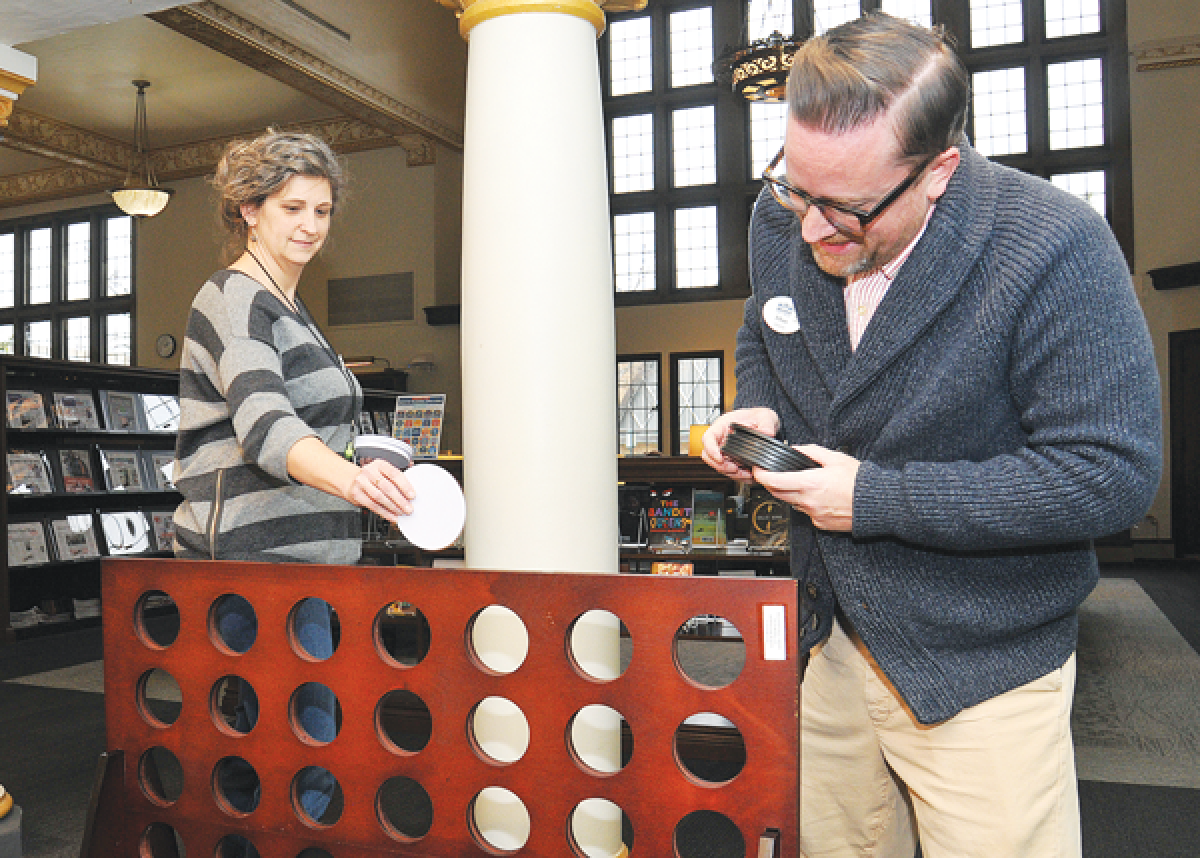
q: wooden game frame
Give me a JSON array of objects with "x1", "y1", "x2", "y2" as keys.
[{"x1": 86, "y1": 558, "x2": 801, "y2": 857}]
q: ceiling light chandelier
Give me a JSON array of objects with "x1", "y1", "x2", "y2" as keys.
[
  {"x1": 111, "y1": 80, "x2": 173, "y2": 218},
  {"x1": 714, "y1": 0, "x2": 804, "y2": 102}
]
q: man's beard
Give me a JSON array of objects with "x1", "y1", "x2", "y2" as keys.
[{"x1": 810, "y1": 239, "x2": 878, "y2": 279}]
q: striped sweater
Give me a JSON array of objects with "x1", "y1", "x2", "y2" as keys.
[
  {"x1": 173, "y1": 269, "x2": 363, "y2": 564},
  {"x1": 737, "y1": 144, "x2": 1162, "y2": 723}
]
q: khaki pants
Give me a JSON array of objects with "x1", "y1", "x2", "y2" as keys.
[{"x1": 801, "y1": 617, "x2": 1081, "y2": 858}]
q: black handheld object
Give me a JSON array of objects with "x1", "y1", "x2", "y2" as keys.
[{"x1": 721, "y1": 424, "x2": 819, "y2": 472}]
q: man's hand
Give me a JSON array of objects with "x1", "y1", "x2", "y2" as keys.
[
  {"x1": 701, "y1": 408, "x2": 781, "y2": 483},
  {"x1": 753, "y1": 445, "x2": 860, "y2": 532}
]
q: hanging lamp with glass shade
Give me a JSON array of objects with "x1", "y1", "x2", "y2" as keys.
[{"x1": 111, "y1": 80, "x2": 173, "y2": 217}]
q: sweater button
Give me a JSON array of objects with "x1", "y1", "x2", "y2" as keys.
[
  {"x1": 806, "y1": 583, "x2": 819, "y2": 600},
  {"x1": 860, "y1": 600, "x2": 871, "y2": 612}
]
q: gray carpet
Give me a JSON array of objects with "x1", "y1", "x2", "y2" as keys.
[{"x1": 1073, "y1": 578, "x2": 1200, "y2": 789}]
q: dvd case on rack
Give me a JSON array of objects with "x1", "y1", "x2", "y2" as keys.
[
  {"x1": 58, "y1": 448, "x2": 98, "y2": 493},
  {"x1": 144, "y1": 451, "x2": 176, "y2": 490},
  {"x1": 7, "y1": 450, "x2": 54, "y2": 494},
  {"x1": 99, "y1": 390, "x2": 143, "y2": 431},
  {"x1": 149, "y1": 510, "x2": 176, "y2": 551},
  {"x1": 140, "y1": 393, "x2": 180, "y2": 432},
  {"x1": 6, "y1": 390, "x2": 49, "y2": 429},
  {"x1": 8, "y1": 519, "x2": 51, "y2": 566},
  {"x1": 100, "y1": 449, "x2": 146, "y2": 491},
  {"x1": 100, "y1": 511, "x2": 152, "y2": 555},
  {"x1": 51, "y1": 391, "x2": 101, "y2": 430},
  {"x1": 49, "y1": 514, "x2": 101, "y2": 561}
]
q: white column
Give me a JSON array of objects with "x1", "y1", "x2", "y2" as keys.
[{"x1": 453, "y1": 0, "x2": 624, "y2": 854}]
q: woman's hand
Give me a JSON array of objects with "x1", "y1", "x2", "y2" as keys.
[{"x1": 347, "y1": 458, "x2": 416, "y2": 521}]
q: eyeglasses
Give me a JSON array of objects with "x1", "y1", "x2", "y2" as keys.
[{"x1": 762, "y1": 146, "x2": 936, "y2": 238}]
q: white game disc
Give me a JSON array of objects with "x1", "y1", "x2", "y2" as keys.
[{"x1": 396, "y1": 463, "x2": 466, "y2": 551}]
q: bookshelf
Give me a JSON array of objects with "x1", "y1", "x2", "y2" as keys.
[
  {"x1": 617, "y1": 456, "x2": 792, "y2": 577},
  {"x1": 2, "y1": 356, "x2": 182, "y2": 642}
]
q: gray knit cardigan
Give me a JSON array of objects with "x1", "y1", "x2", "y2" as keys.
[
  {"x1": 736, "y1": 144, "x2": 1162, "y2": 724},
  {"x1": 173, "y1": 269, "x2": 362, "y2": 564}
]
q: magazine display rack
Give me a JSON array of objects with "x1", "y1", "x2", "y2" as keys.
[
  {"x1": 1, "y1": 356, "x2": 182, "y2": 642},
  {"x1": 86, "y1": 558, "x2": 801, "y2": 858}
]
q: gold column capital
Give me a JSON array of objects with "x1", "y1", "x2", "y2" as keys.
[
  {"x1": 0, "y1": 68, "x2": 35, "y2": 129},
  {"x1": 437, "y1": 0, "x2": 646, "y2": 39}
]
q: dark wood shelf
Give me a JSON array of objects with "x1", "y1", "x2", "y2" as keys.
[{"x1": 618, "y1": 455, "x2": 735, "y2": 487}]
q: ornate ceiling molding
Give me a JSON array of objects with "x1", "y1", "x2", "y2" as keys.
[
  {"x1": 148, "y1": 2, "x2": 461, "y2": 153},
  {"x1": 0, "y1": 115, "x2": 420, "y2": 209},
  {"x1": 2, "y1": 109, "x2": 130, "y2": 176}
]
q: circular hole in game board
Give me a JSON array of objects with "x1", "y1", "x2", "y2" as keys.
[
  {"x1": 568, "y1": 798, "x2": 634, "y2": 858},
  {"x1": 467, "y1": 605, "x2": 528, "y2": 675},
  {"x1": 210, "y1": 676, "x2": 259, "y2": 736},
  {"x1": 138, "y1": 746, "x2": 183, "y2": 806},
  {"x1": 375, "y1": 600, "x2": 432, "y2": 667},
  {"x1": 215, "y1": 834, "x2": 260, "y2": 858},
  {"x1": 469, "y1": 787, "x2": 530, "y2": 854},
  {"x1": 376, "y1": 775, "x2": 434, "y2": 841},
  {"x1": 376, "y1": 689, "x2": 432, "y2": 754},
  {"x1": 289, "y1": 682, "x2": 342, "y2": 745},
  {"x1": 675, "y1": 809, "x2": 745, "y2": 858},
  {"x1": 674, "y1": 713, "x2": 747, "y2": 785},
  {"x1": 292, "y1": 766, "x2": 344, "y2": 827},
  {"x1": 139, "y1": 822, "x2": 186, "y2": 858},
  {"x1": 137, "y1": 668, "x2": 182, "y2": 728},
  {"x1": 468, "y1": 697, "x2": 530, "y2": 765},
  {"x1": 673, "y1": 614, "x2": 745, "y2": 689},
  {"x1": 209, "y1": 594, "x2": 257, "y2": 655},
  {"x1": 135, "y1": 590, "x2": 179, "y2": 649},
  {"x1": 212, "y1": 756, "x2": 261, "y2": 816},
  {"x1": 568, "y1": 704, "x2": 633, "y2": 775},
  {"x1": 567, "y1": 610, "x2": 632, "y2": 682},
  {"x1": 288, "y1": 598, "x2": 340, "y2": 662}
]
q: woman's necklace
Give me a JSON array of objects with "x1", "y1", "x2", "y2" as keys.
[
  {"x1": 246, "y1": 248, "x2": 298, "y2": 313},
  {"x1": 243, "y1": 247, "x2": 364, "y2": 440}
]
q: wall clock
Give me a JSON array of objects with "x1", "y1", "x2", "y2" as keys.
[{"x1": 155, "y1": 333, "x2": 176, "y2": 358}]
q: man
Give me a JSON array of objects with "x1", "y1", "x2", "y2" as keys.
[{"x1": 702, "y1": 13, "x2": 1161, "y2": 858}]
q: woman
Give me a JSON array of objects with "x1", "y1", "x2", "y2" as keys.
[{"x1": 173, "y1": 129, "x2": 414, "y2": 825}]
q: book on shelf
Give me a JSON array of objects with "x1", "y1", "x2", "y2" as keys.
[
  {"x1": 690, "y1": 488, "x2": 726, "y2": 547},
  {"x1": 6, "y1": 450, "x2": 54, "y2": 494},
  {"x1": 6, "y1": 389, "x2": 48, "y2": 429},
  {"x1": 618, "y1": 485, "x2": 651, "y2": 547},
  {"x1": 52, "y1": 391, "x2": 101, "y2": 430},
  {"x1": 392, "y1": 393, "x2": 446, "y2": 459},
  {"x1": 57, "y1": 448, "x2": 98, "y2": 493},
  {"x1": 651, "y1": 561, "x2": 694, "y2": 576},
  {"x1": 100, "y1": 511, "x2": 153, "y2": 555},
  {"x1": 140, "y1": 393, "x2": 180, "y2": 432},
  {"x1": 100, "y1": 448, "x2": 147, "y2": 491},
  {"x1": 646, "y1": 487, "x2": 692, "y2": 551},
  {"x1": 358, "y1": 411, "x2": 375, "y2": 435},
  {"x1": 148, "y1": 510, "x2": 176, "y2": 552},
  {"x1": 49, "y1": 514, "x2": 101, "y2": 561},
  {"x1": 99, "y1": 390, "x2": 144, "y2": 431},
  {"x1": 8, "y1": 519, "x2": 51, "y2": 566},
  {"x1": 747, "y1": 486, "x2": 790, "y2": 550}
]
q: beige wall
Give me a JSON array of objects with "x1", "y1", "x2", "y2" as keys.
[{"x1": 1126, "y1": 0, "x2": 1200, "y2": 540}]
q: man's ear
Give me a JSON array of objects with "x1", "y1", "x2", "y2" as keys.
[{"x1": 925, "y1": 146, "x2": 961, "y2": 202}]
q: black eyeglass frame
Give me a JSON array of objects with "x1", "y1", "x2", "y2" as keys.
[{"x1": 762, "y1": 146, "x2": 938, "y2": 237}]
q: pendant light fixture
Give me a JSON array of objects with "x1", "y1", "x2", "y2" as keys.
[
  {"x1": 111, "y1": 80, "x2": 173, "y2": 218},
  {"x1": 714, "y1": 0, "x2": 805, "y2": 102}
]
